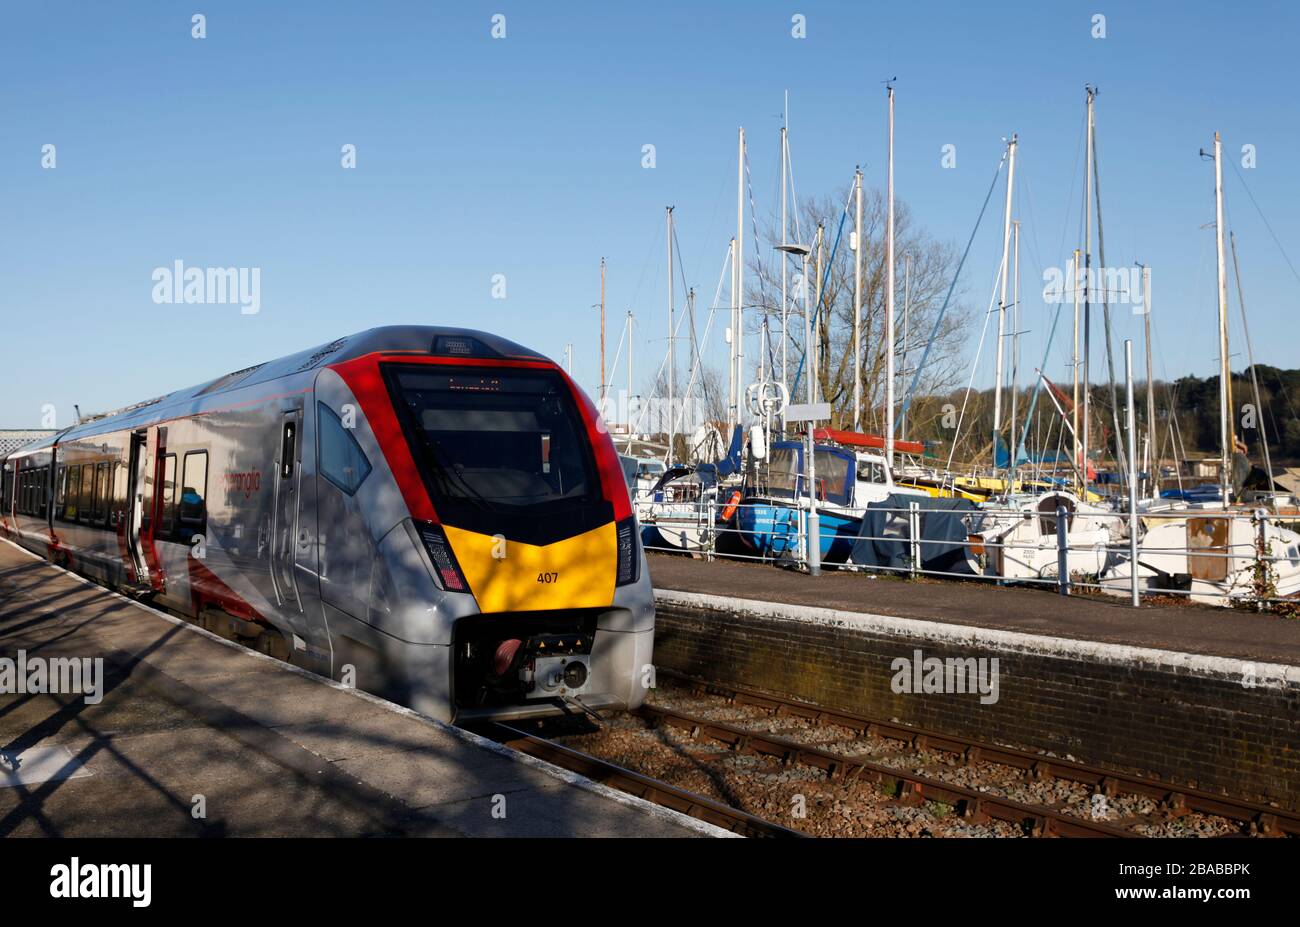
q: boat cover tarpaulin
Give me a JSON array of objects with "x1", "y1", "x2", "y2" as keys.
[{"x1": 849, "y1": 494, "x2": 983, "y2": 575}]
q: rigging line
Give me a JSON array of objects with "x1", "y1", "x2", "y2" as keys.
[
  {"x1": 1227, "y1": 224, "x2": 1274, "y2": 479},
  {"x1": 670, "y1": 222, "x2": 702, "y2": 377},
  {"x1": 786, "y1": 129, "x2": 804, "y2": 245},
  {"x1": 1059, "y1": 107, "x2": 1087, "y2": 272},
  {"x1": 752, "y1": 192, "x2": 782, "y2": 385},
  {"x1": 606, "y1": 316, "x2": 630, "y2": 392},
  {"x1": 663, "y1": 245, "x2": 734, "y2": 435},
  {"x1": 945, "y1": 255, "x2": 1007, "y2": 471},
  {"x1": 1228, "y1": 157, "x2": 1300, "y2": 287},
  {"x1": 744, "y1": 146, "x2": 773, "y2": 315},
  {"x1": 789, "y1": 180, "x2": 857, "y2": 398},
  {"x1": 1223, "y1": 197, "x2": 1300, "y2": 429},
  {"x1": 626, "y1": 221, "x2": 665, "y2": 321},
  {"x1": 634, "y1": 283, "x2": 709, "y2": 446},
  {"x1": 897, "y1": 146, "x2": 1009, "y2": 433},
  {"x1": 1090, "y1": 120, "x2": 1130, "y2": 486},
  {"x1": 1014, "y1": 297, "x2": 1066, "y2": 464}
]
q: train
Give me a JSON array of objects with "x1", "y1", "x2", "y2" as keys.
[{"x1": 0, "y1": 326, "x2": 654, "y2": 723}]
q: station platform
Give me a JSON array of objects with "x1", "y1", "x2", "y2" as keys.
[
  {"x1": 648, "y1": 553, "x2": 1300, "y2": 665},
  {"x1": 0, "y1": 540, "x2": 718, "y2": 838},
  {"x1": 647, "y1": 553, "x2": 1300, "y2": 809}
]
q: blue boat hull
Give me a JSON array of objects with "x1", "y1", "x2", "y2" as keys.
[{"x1": 735, "y1": 501, "x2": 860, "y2": 562}]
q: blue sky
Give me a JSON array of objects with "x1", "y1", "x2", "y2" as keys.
[{"x1": 2, "y1": 0, "x2": 1298, "y2": 428}]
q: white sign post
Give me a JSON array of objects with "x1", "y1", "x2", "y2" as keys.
[{"x1": 784, "y1": 403, "x2": 830, "y2": 576}]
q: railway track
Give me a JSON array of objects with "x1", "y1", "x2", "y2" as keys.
[
  {"x1": 475, "y1": 721, "x2": 805, "y2": 838},
  {"x1": 647, "y1": 671, "x2": 1298, "y2": 838}
]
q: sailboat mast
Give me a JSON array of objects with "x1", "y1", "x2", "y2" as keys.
[
  {"x1": 992, "y1": 134, "x2": 1017, "y2": 472},
  {"x1": 736, "y1": 127, "x2": 746, "y2": 428},
  {"x1": 600, "y1": 257, "x2": 607, "y2": 407},
  {"x1": 1213, "y1": 132, "x2": 1233, "y2": 503},
  {"x1": 1142, "y1": 264, "x2": 1156, "y2": 496},
  {"x1": 901, "y1": 253, "x2": 911, "y2": 440},
  {"x1": 627, "y1": 310, "x2": 634, "y2": 451},
  {"x1": 853, "y1": 166, "x2": 863, "y2": 432},
  {"x1": 813, "y1": 224, "x2": 824, "y2": 404},
  {"x1": 780, "y1": 96, "x2": 789, "y2": 431},
  {"x1": 728, "y1": 236, "x2": 737, "y2": 430},
  {"x1": 1010, "y1": 218, "x2": 1020, "y2": 472},
  {"x1": 1072, "y1": 248, "x2": 1081, "y2": 494},
  {"x1": 1082, "y1": 87, "x2": 1095, "y2": 493},
  {"x1": 666, "y1": 206, "x2": 675, "y2": 466},
  {"x1": 885, "y1": 82, "x2": 896, "y2": 467}
]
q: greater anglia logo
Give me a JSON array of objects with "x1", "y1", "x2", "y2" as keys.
[
  {"x1": 49, "y1": 858, "x2": 151, "y2": 907},
  {"x1": 223, "y1": 469, "x2": 262, "y2": 499}
]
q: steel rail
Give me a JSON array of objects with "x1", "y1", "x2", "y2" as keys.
[
  {"x1": 634, "y1": 703, "x2": 1135, "y2": 837},
  {"x1": 477, "y1": 721, "x2": 805, "y2": 838},
  {"x1": 658, "y1": 670, "x2": 1297, "y2": 836}
]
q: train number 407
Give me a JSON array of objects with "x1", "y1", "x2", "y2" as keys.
[{"x1": 537, "y1": 572, "x2": 559, "y2": 584}]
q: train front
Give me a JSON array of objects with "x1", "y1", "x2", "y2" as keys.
[{"x1": 329, "y1": 332, "x2": 653, "y2": 723}]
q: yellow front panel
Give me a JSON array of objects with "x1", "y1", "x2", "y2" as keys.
[{"x1": 443, "y1": 521, "x2": 617, "y2": 612}]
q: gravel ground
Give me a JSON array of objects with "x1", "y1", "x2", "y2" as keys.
[{"x1": 552, "y1": 683, "x2": 1253, "y2": 838}]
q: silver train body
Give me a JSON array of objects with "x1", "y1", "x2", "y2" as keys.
[{"x1": 0, "y1": 327, "x2": 654, "y2": 722}]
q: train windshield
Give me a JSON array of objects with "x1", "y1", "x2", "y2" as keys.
[{"x1": 386, "y1": 366, "x2": 598, "y2": 519}]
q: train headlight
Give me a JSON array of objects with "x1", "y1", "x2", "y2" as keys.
[
  {"x1": 417, "y1": 523, "x2": 471, "y2": 593},
  {"x1": 615, "y1": 516, "x2": 639, "y2": 586}
]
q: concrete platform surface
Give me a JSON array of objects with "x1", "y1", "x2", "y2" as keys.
[
  {"x1": 649, "y1": 553, "x2": 1300, "y2": 666},
  {"x1": 0, "y1": 540, "x2": 717, "y2": 838}
]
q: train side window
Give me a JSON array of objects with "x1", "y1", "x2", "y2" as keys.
[
  {"x1": 318, "y1": 403, "x2": 371, "y2": 495},
  {"x1": 65, "y1": 466, "x2": 82, "y2": 521},
  {"x1": 111, "y1": 462, "x2": 127, "y2": 526},
  {"x1": 92, "y1": 462, "x2": 110, "y2": 525},
  {"x1": 160, "y1": 454, "x2": 177, "y2": 536},
  {"x1": 179, "y1": 451, "x2": 208, "y2": 534},
  {"x1": 78, "y1": 464, "x2": 94, "y2": 523},
  {"x1": 1, "y1": 466, "x2": 11, "y2": 514},
  {"x1": 55, "y1": 466, "x2": 67, "y2": 520},
  {"x1": 39, "y1": 466, "x2": 49, "y2": 518}
]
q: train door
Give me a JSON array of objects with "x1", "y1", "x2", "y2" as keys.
[
  {"x1": 124, "y1": 430, "x2": 150, "y2": 585},
  {"x1": 270, "y1": 409, "x2": 304, "y2": 614}
]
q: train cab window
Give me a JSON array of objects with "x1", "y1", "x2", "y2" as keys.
[
  {"x1": 178, "y1": 451, "x2": 208, "y2": 535},
  {"x1": 64, "y1": 466, "x2": 82, "y2": 521},
  {"x1": 317, "y1": 403, "x2": 371, "y2": 495},
  {"x1": 91, "y1": 463, "x2": 110, "y2": 525},
  {"x1": 1, "y1": 467, "x2": 11, "y2": 513},
  {"x1": 78, "y1": 464, "x2": 94, "y2": 523},
  {"x1": 386, "y1": 366, "x2": 596, "y2": 511},
  {"x1": 160, "y1": 454, "x2": 177, "y2": 536}
]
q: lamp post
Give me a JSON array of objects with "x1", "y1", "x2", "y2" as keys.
[{"x1": 776, "y1": 241, "x2": 818, "y2": 574}]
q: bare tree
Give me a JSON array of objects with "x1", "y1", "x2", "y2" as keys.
[{"x1": 746, "y1": 187, "x2": 971, "y2": 443}]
